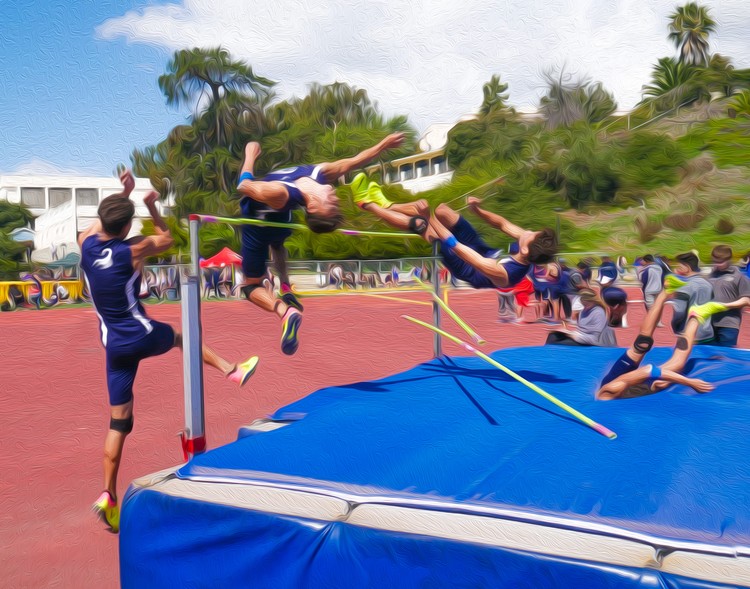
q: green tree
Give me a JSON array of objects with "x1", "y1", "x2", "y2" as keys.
[
  {"x1": 0, "y1": 201, "x2": 34, "y2": 277},
  {"x1": 668, "y1": 2, "x2": 716, "y2": 67},
  {"x1": 641, "y1": 57, "x2": 703, "y2": 110},
  {"x1": 159, "y1": 47, "x2": 275, "y2": 146},
  {"x1": 539, "y1": 70, "x2": 616, "y2": 129},
  {"x1": 731, "y1": 90, "x2": 750, "y2": 117},
  {"x1": 480, "y1": 75, "x2": 511, "y2": 116}
]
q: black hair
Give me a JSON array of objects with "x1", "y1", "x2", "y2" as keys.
[
  {"x1": 98, "y1": 195, "x2": 135, "y2": 236},
  {"x1": 306, "y1": 211, "x2": 345, "y2": 234}
]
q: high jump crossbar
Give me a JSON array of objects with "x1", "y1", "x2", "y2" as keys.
[{"x1": 180, "y1": 214, "x2": 442, "y2": 460}]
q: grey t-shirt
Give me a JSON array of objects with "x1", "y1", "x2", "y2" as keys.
[
  {"x1": 671, "y1": 275, "x2": 714, "y2": 341},
  {"x1": 709, "y1": 266, "x2": 750, "y2": 329},
  {"x1": 639, "y1": 264, "x2": 663, "y2": 295},
  {"x1": 575, "y1": 306, "x2": 617, "y2": 347}
]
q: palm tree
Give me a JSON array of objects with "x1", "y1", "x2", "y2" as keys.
[
  {"x1": 641, "y1": 57, "x2": 709, "y2": 113},
  {"x1": 480, "y1": 75, "x2": 511, "y2": 116},
  {"x1": 539, "y1": 70, "x2": 616, "y2": 129},
  {"x1": 642, "y1": 57, "x2": 696, "y2": 98},
  {"x1": 668, "y1": 2, "x2": 716, "y2": 66},
  {"x1": 158, "y1": 47, "x2": 275, "y2": 146}
]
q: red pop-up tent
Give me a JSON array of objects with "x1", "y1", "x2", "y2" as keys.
[{"x1": 199, "y1": 247, "x2": 243, "y2": 269}]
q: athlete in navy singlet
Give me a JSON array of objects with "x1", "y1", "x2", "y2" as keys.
[
  {"x1": 232, "y1": 134, "x2": 406, "y2": 356},
  {"x1": 83, "y1": 170, "x2": 259, "y2": 533}
]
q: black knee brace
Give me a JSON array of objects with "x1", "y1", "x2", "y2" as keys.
[
  {"x1": 110, "y1": 415, "x2": 134, "y2": 434},
  {"x1": 675, "y1": 337, "x2": 689, "y2": 351},
  {"x1": 240, "y1": 284, "x2": 263, "y2": 300},
  {"x1": 633, "y1": 335, "x2": 654, "y2": 354},
  {"x1": 408, "y1": 216, "x2": 428, "y2": 235}
]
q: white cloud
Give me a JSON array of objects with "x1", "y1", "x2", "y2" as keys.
[
  {"x1": 96, "y1": 0, "x2": 750, "y2": 132},
  {"x1": 5, "y1": 158, "x2": 97, "y2": 176}
]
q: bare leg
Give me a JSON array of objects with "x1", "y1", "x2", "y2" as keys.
[
  {"x1": 662, "y1": 318, "x2": 700, "y2": 372},
  {"x1": 174, "y1": 332, "x2": 240, "y2": 374},
  {"x1": 241, "y1": 277, "x2": 289, "y2": 319},
  {"x1": 622, "y1": 290, "x2": 670, "y2": 364},
  {"x1": 434, "y1": 203, "x2": 462, "y2": 229},
  {"x1": 103, "y1": 400, "x2": 133, "y2": 502},
  {"x1": 271, "y1": 244, "x2": 291, "y2": 287},
  {"x1": 390, "y1": 199, "x2": 429, "y2": 217},
  {"x1": 360, "y1": 202, "x2": 413, "y2": 231}
]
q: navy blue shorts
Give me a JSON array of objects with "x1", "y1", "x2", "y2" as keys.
[
  {"x1": 440, "y1": 217, "x2": 500, "y2": 289},
  {"x1": 452, "y1": 217, "x2": 498, "y2": 258},
  {"x1": 600, "y1": 351, "x2": 640, "y2": 387},
  {"x1": 241, "y1": 225, "x2": 292, "y2": 278},
  {"x1": 105, "y1": 320, "x2": 175, "y2": 406}
]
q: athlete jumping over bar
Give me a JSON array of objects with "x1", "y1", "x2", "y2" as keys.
[
  {"x1": 351, "y1": 175, "x2": 558, "y2": 289},
  {"x1": 234, "y1": 133, "x2": 405, "y2": 355}
]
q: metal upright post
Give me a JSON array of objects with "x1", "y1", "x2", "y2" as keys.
[
  {"x1": 432, "y1": 241, "x2": 442, "y2": 358},
  {"x1": 179, "y1": 216, "x2": 206, "y2": 460}
]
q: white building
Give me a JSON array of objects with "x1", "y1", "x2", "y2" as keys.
[
  {"x1": 0, "y1": 174, "x2": 166, "y2": 262},
  {"x1": 364, "y1": 122, "x2": 463, "y2": 194}
]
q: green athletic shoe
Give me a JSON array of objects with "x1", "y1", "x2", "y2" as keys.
[
  {"x1": 664, "y1": 274, "x2": 687, "y2": 293},
  {"x1": 689, "y1": 301, "x2": 729, "y2": 324}
]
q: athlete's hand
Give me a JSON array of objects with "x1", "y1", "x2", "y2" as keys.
[
  {"x1": 381, "y1": 132, "x2": 405, "y2": 150},
  {"x1": 467, "y1": 196, "x2": 482, "y2": 210},
  {"x1": 119, "y1": 168, "x2": 136, "y2": 195},
  {"x1": 691, "y1": 379, "x2": 715, "y2": 394},
  {"x1": 143, "y1": 190, "x2": 160, "y2": 208}
]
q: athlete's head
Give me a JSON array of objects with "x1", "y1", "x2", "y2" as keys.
[
  {"x1": 306, "y1": 210, "x2": 345, "y2": 233},
  {"x1": 597, "y1": 380, "x2": 655, "y2": 401},
  {"x1": 98, "y1": 195, "x2": 134, "y2": 237},
  {"x1": 711, "y1": 245, "x2": 732, "y2": 271},
  {"x1": 520, "y1": 228, "x2": 558, "y2": 264},
  {"x1": 675, "y1": 251, "x2": 700, "y2": 275},
  {"x1": 305, "y1": 184, "x2": 343, "y2": 233}
]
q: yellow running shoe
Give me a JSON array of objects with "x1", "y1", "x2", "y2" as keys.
[
  {"x1": 228, "y1": 356, "x2": 260, "y2": 386},
  {"x1": 664, "y1": 274, "x2": 687, "y2": 294},
  {"x1": 350, "y1": 173, "x2": 393, "y2": 209},
  {"x1": 350, "y1": 173, "x2": 370, "y2": 206},
  {"x1": 365, "y1": 182, "x2": 393, "y2": 209},
  {"x1": 689, "y1": 302, "x2": 729, "y2": 324},
  {"x1": 93, "y1": 491, "x2": 120, "y2": 533}
]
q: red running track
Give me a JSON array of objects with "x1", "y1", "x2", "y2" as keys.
[{"x1": 1, "y1": 288, "x2": 747, "y2": 587}]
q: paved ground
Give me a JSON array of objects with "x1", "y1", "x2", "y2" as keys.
[{"x1": 2, "y1": 288, "x2": 746, "y2": 587}]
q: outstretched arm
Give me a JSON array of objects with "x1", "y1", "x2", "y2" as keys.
[
  {"x1": 468, "y1": 198, "x2": 525, "y2": 240},
  {"x1": 77, "y1": 169, "x2": 135, "y2": 247},
  {"x1": 318, "y1": 133, "x2": 405, "y2": 178},
  {"x1": 129, "y1": 191, "x2": 174, "y2": 264},
  {"x1": 656, "y1": 370, "x2": 714, "y2": 393}
]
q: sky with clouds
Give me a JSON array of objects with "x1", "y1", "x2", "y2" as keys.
[{"x1": 1, "y1": 0, "x2": 748, "y2": 176}]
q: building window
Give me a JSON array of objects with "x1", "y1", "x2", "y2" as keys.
[
  {"x1": 431, "y1": 156, "x2": 447, "y2": 175},
  {"x1": 21, "y1": 188, "x2": 45, "y2": 208},
  {"x1": 76, "y1": 188, "x2": 98, "y2": 206},
  {"x1": 400, "y1": 163, "x2": 414, "y2": 181},
  {"x1": 416, "y1": 160, "x2": 429, "y2": 178},
  {"x1": 49, "y1": 188, "x2": 72, "y2": 208}
]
